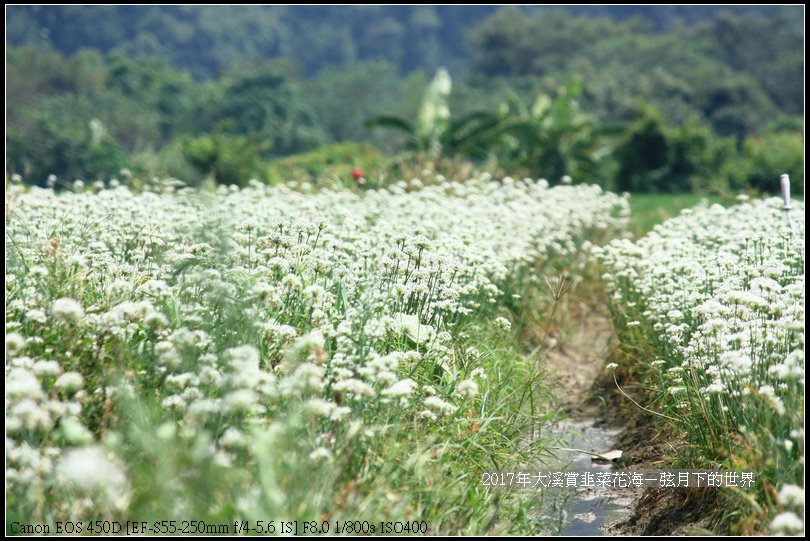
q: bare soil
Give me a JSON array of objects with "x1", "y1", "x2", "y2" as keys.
[
  {"x1": 540, "y1": 288, "x2": 616, "y2": 413},
  {"x1": 538, "y1": 281, "x2": 720, "y2": 536}
]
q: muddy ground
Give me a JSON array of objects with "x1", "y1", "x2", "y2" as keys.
[{"x1": 539, "y1": 283, "x2": 720, "y2": 536}]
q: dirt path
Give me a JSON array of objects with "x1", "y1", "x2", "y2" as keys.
[
  {"x1": 540, "y1": 284, "x2": 715, "y2": 536},
  {"x1": 532, "y1": 287, "x2": 648, "y2": 535},
  {"x1": 542, "y1": 286, "x2": 615, "y2": 414}
]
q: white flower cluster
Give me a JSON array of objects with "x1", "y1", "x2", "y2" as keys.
[
  {"x1": 599, "y1": 198, "x2": 804, "y2": 528},
  {"x1": 6, "y1": 175, "x2": 627, "y2": 519}
]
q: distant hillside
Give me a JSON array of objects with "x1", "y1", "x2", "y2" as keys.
[{"x1": 6, "y1": 5, "x2": 799, "y2": 79}]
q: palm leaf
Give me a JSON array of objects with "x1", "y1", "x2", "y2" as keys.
[{"x1": 365, "y1": 114, "x2": 415, "y2": 135}]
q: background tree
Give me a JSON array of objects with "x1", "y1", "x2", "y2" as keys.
[
  {"x1": 5, "y1": 6, "x2": 803, "y2": 192},
  {"x1": 494, "y1": 82, "x2": 603, "y2": 183}
]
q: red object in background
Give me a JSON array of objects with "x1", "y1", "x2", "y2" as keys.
[{"x1": 352, "y1": 168, "x2": 364, "y2": 180}]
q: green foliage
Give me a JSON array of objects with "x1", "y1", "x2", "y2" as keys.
[
  {"x1": 692, "y1": 72, "x2": 777, "y2": 143},
  {"x1": 7, "y1": 95, "x2": 129, "y2": 185},
  {"x1": 366, "y1": 70, "x2": 546, "y2": 171},
  {"x1": 467, "y1": 7, "x2": 801, "y2": 142},
  {"x1": 7, "y1": 6, "x2": 497, "y2": 78},
  {"x1": 180, "y1": 133, "x2": 269, "y2": 187},
  {"x1": 304, "y1": 62, "x2": 426, "y2": 146},
  {"x1": 494, "y1": 82, "x2": 603, "y2": 182},
  {"x1": 468, "y1": 7, "x2": 633, "y2": 77},
  {"x1": 705, "y1": 10, "x2": 804, "y2": 115},
  {"x1": 722, "y1": 132, "x2": 805, "y2": 193},
  {"x1": 206, "y1": 63, "x2": 329, "y2": 157},
  {"x1": 367, "y1": 69, "x2": 455, "y2": 161},
  {"x1": 128, "y1": 146, "x2": 201, "y2": 186},
  {"x1": 266, "y1": 142, "x2": 387, "y2": 186},
  {"x1": 4, "y1": 7, "x2": 805, "y2": 194},
  {"x1": 106, "y1": 53, "x2": 197, "y2": 142},
  {"x1": 613, "y1": 107, "x2": 737, "y2": 193}
]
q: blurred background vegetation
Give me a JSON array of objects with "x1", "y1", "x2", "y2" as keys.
[{"x1": 5, "y1": 5, "x2": 804, "y2": 193}]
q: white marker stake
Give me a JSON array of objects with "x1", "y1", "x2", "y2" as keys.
[{"x1": 780, "y1": 174, "x2": 794, "y2": 232}]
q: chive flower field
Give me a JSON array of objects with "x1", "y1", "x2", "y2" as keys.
[
  {"x1": 6, "y1": 176, "x2": 629, "y2": 533},
  {"x1": 599, "y1": 198, "x2": 805, "y2": 534}
]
